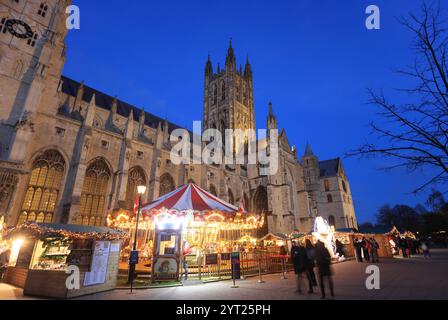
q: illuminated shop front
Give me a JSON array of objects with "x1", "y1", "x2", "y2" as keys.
[{"x1": 2, "y1": 223, "x2": 126, "y2": 298}]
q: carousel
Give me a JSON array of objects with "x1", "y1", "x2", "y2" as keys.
[{"x1": 107, "y1": 183, "x2": 264, "y2": 281}]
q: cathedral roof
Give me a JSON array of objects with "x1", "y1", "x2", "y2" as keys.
[
  {"x1": 61, "y1": 76, "x2": 186, "y2": 134},
  {"x1": 318, "y1": 158, "x2": 341, "y2": 178}
]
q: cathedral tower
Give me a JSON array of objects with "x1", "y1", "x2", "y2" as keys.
[
  {"x1": 0, "y1": 0, "x2": 70, "y2": 162},
  {"x1": 203, "y1": 40, "x2": 255, "y2": 145}
]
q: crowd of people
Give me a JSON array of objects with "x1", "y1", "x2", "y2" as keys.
[
  {"x1": 290, "y1": 239, "x2": 334, "y2": 299},
  {"x1": 389, "y1": 236, "x2": 432, "y2": 259},
  {"x1": 353, "y1": 237, "x2": 380, "y2": 263}
]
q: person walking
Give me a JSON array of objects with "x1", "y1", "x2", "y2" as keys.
[
  {"x1": 315, "y1": 240, "x2": 334, "y2": 299},
  {"x1": 400, "y1": 237, "x2": 408, "y2": 258},
  {"x1": 369, "y1": 238, "x2": 380, "y2": 263},
  {"x1": 353, "y1": 237, "x2": 362, "y2": 262},
  {"x1": 361, "y1": 237, "x2": 370, "y2": 262},
  {"x1": 291, "y1": 242, "x2": 313, "y2": 294},
  {"x1": 304, "y1": 239, "x2": 317, "y2": 291},
  {"x1": 421, "y1": 240, "x2": 431, "y2": 258}
]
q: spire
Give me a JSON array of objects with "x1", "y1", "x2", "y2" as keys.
[
  {"x1": 139, "y1": 107, "x2": 145, "y2": 125},
  {"x1": 84, "y1": 94, "x2": 96, "y2": 127},
  {"x1": 267, "y1": 102, "x2": 277, "y2": 129},
  {"x1": 268, "y1": 102, "x2": 275, "y2": 118},
  {"x1": 226, "y1": 38, "x2": 236, "y2": 70},
  {"x1": 304, "y1": 143, "x2": 315, "y2": 157},
  {"x1": 244, "y1": 55, "x2": 253, "y2": 80},
  {"x1": 125, "y1": 109, "x2": 134, "y2": 140},
  {"x1": 73, "y1": 81, "x2": 84, "y2": 112},
  {"x1": 205, "y1": 53, "x2": 213, "y2": 78}
]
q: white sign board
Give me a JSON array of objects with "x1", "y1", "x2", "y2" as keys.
[
  {"x1": 110, "y1": 243, "x2": 121, "y2": 253},
  {"x1": 83, "y1": 241, "x2": 111, "y2": 287}
]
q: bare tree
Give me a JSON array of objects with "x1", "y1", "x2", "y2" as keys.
[{"x1": 349, "y1": 2, "x2": 448, "y2": 193}]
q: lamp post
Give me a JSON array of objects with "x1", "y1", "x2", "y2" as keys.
[{"x1": 128, "y1": 185, "x2": 147, "y2": 292}]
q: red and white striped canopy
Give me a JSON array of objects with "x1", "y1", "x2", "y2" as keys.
[{"x1": 141, "y1": 183, "x2": 242, "y2": 215}]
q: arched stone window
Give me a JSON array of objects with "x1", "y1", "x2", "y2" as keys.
[
  {"x1": 327, "y1": 194, "x2": 333, "y2": 203},
  {"x1": 228, "y1": 189, "x2": 234, "y2": 205},
  {"x1": 18, "y1": 150, "x2": 65, "y2": 225},
  {"x1": 159, "y1": 173, "x2": 175, "y2": 197},
  {"x1": 126, "y1": 167, "x2": 146, "y2": 209},
  {"x1": 76, "y1": 158, "x2": 111, "y2": 226}
]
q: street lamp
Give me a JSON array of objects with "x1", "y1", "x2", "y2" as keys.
[{"x1": 128, "y1": 185, "x2": 147, "y2": 292}]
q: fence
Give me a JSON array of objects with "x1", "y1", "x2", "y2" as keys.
[{"x1": 183, "y1": 251, "x2": 294, "y2": 281}]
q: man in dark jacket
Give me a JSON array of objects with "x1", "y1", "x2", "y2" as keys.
[
  {"x1": 291, "y1": 242, "x2": 313, "y2": 294},
  {"x1": 315, "y1": 240, "x2": 334, "y2": 299}
]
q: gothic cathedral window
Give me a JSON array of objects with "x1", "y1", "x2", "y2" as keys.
[
  {"x1": 76, "y1": 158, "x2": 111, "y2": 226},
  {"x1": 18, "y1": 150, "x2": 66, "y2": 225},
  {"x1": 159, "y1": 173, "x2": 175, "y2": 197},
  {"x1": 126, "y1": 167, "x2": 146, "y2": 209}
]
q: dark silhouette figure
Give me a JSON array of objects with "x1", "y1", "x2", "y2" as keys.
[
  {"x1": 291, "y1": 242, "x2": 314, "y2": 294},
  {"x1": 305, "y1": 239, "x2": 318, "y2": 289},
  {"x1": 315, "y1": 240, "x2": 334, "y2": 299}
]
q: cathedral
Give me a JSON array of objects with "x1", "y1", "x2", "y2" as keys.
[{"x1": 0, "y1": 0, "x2": 358, "y2": 235}]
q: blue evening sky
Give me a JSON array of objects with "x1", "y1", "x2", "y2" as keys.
[{"x1": 64, "y1": 0, "x2": 438, "y2": 224}]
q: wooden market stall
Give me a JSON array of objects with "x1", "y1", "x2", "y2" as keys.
[{"x1": 3, "y1": 223, "x2": 127, "y2": 299}]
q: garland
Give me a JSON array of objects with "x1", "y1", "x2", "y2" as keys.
[{"x1": 5, "y1": 223, "x2": 129, "y2": 241}]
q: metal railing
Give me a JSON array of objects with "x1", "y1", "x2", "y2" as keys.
[{"x1": 182, "y1": 251, "x2": 293, "y2": 281}]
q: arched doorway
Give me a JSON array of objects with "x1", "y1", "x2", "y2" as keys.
[
  {"x1": 253, "y1": 186, "x2": 269, "y2": 236},
  {"x1": 159, "y1": 173, "x2": 175, "y2": 197},
  {"x1": 18, "y1": 150, "x2": 66, "y2": 225}
]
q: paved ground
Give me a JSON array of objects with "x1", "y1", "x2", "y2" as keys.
[{"x1": 1, "y1": 249, "x2": 448, "y2": 300}]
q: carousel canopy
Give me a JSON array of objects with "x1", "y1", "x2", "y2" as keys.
[{"x1": 141, "y1": 183, "x2": 242, "y2": 215}]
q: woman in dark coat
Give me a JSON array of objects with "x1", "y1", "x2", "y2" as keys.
[
  {"x1": 291, "y1": 242, "x2": 313, "y2": 294},
  {"x1": 305, "y1": 239, "x2": 317, "y2": 289},
  {"x1": 353, "y1": 237, "x2": 362, "y2": 262},
  {"x1": 315, "y1": 240, "x2": 334, "y2": 299}
]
